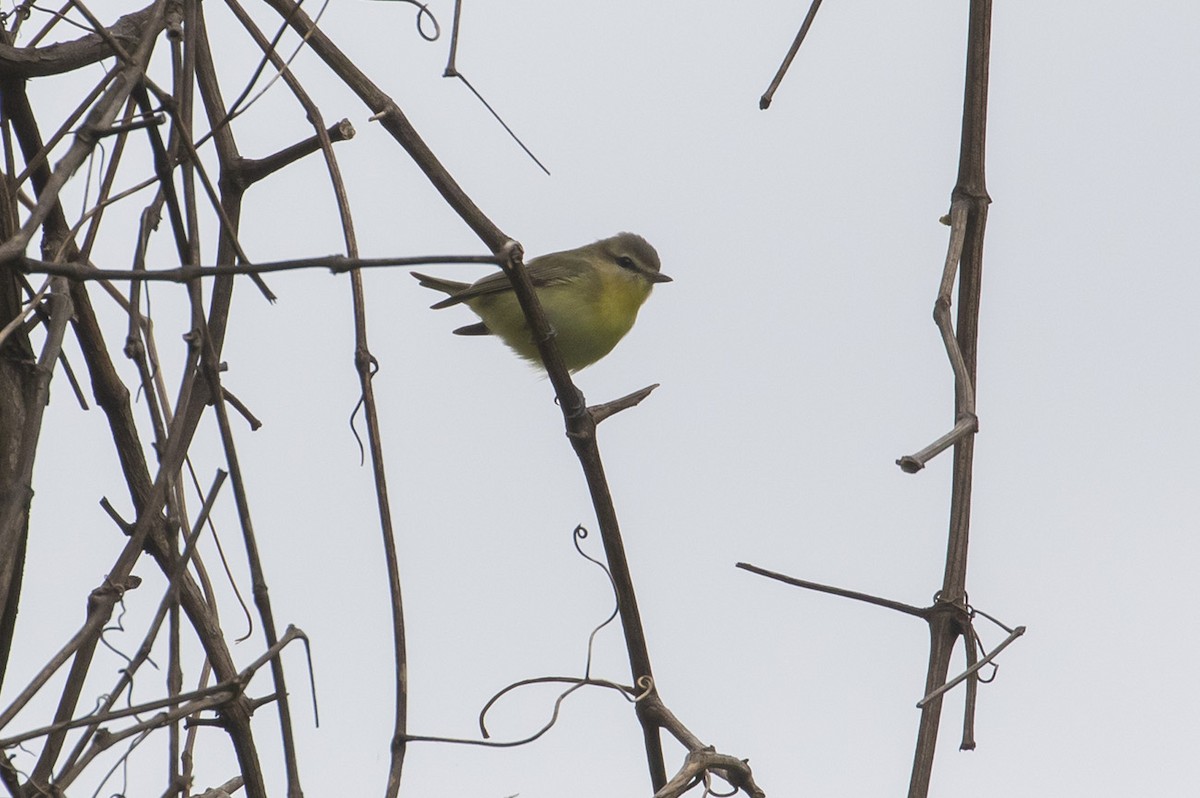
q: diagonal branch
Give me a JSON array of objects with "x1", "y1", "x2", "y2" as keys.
[
  {"x1": 0, "y1": 1, "x2": 167, "y2": 265},
  {"x1": 0, "y1": 3, "x2": 162, "y2": 78},
  {"x1": 759, "y1": 0, "x2": 824, "y2": 109},
  {"x1": 737, "y1": 562, "x2": 930, "y2": 619},
  {"x1": 916, "y1": 624, "x2": 1024, "y2": 710}
]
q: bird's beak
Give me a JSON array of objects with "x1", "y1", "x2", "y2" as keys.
[{"x1": 648, "y1": 271, "x2": 673, "y2": 284}]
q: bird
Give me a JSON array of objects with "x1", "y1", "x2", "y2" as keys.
[{"x1": 411, "y1": 233, "x2": 671, "y2": 372}]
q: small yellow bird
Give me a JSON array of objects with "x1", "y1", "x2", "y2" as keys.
[{"x1": 412, "y1": 233, "x2": 671, "y2": 372}]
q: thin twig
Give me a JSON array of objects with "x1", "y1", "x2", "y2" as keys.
[
  {"x1": 588, "y1": 384, "x2": 660, "y2": 425},
  {"x1": 54, "y1": 626, "x2": 307, "y2": 791},
  {"x1": 1, "y1": 676, "x2": 239, "y2": 750},
  {"x1": 197, "y1": 245, "x2": 302, "y2": 797},
  {"x1": 0, "y1": 276, "x2": 48, "y2": 351},
  {"x1": 22, "y1": 252, "x2": 499, "y2": 281},
  {"x1": 448, "y1": 73, "x2": 550, "y2": 176},
  {"x1": 0, "y1": 2, "x2": 165, "y2": 264},
  {"x1": 438, "y1": 0, "x2": 549, "y2": 174},
  {"x1": 737, "y1": 562, "x2": 930, "y2": 619},
  {"x1": 230, "y1": 119, "x2": 355, "y2": 188},
  {"x1": 0, "y1": 3, "x2": 161, "y2": 78},
  {"x1": 220, "y1": 387, "x2": 262, "y2": 431},
  {"x1": 896, "y1": 414, "x2": 978, "y2": 473},
  {"x1": 78, "y1": 97, "x2": 138, "y2": 261},
  {"x1": 54, "y1": 471, "x2": 228, "y2": 780},
  {"x1": 759, "y1": 0, "x2": 824, "y2": 109},
  {"x1": 10, "y1": 68, "x2": 116, "y2": 191},
  {"x1": 915, "y1": 625, "x2": 1024, "y2": 709}
]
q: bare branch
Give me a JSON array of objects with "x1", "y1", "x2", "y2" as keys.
[
  {"x1": 192, "y1": 776, "x2": 245, "y2": 798},
  {"x1": 759, "y1": 0, "x2": 824, "y2": 109},
  {"x1": 653, "y1": 747, "x2": 766, "y2": 798},
  {"x1": 0, "y1": 3, "x2": 166, "y2": 265},
  {"x1": 907, "y1": 5, "x2": 997, "y2": 793},
  {"x1": 21, "y1": 252, "x2": 499, "y2": 281},
  {"x1": 896, "y1": 414, "x2": 978, "y2": 474},
  {"x1": 588, "y1": 384, "x2": 660, "y2": 425},
  {"x1": 896, "y1": 200, "x2": 979, "y2": 472},
  {"x1": 0, "y1": 3, "x2": 162, "y2": 78},
  {"x1": 230, "y1": 119, "x2": 356, "y2": 188},
  {"x1": 915, "y1": 624, "x2": 1024, "y2": 709},
  {"x1": 737, "y1": 562, "x2": 929, "y2": 619}
]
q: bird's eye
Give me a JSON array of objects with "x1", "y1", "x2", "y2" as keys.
[{"x1": 616, "y1": 256, "x2": 637, "y2": 271}]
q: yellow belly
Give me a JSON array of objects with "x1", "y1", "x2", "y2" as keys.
[{"x1": 467, "y1": 277, "x2": 649, "y2": 371}]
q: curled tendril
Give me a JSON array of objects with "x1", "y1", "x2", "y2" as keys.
[
  {"x1": 349, "y1": 358, "x2": 379, "y2": 467},
  {"x1": 932, "y1": 587, "x2": 970, "y2": 606},
  {"x1": 0, "y1": 3, "x2": 31, "y2": 24},
  {"x1": 471, "y1": 674, "x2": 642, "y2": 744},
  {"x1": 571, "y1": 525, "x2": 620, "y2": 680},
  {"x1": 964, "y1": 601, "x2": 1015, "y2": 685},
  {"x1": 403, "y1": 525, "x2": 645, "y2": 750},
  {"x1": 372, "y1": 0, "x2": 441, "y2": 41},
  {"x1": 80, "y1": 137, "x2": 107, "y2": 221},
  {"x1": 8, "y1": 744, "x2": 34, "y2": 778},
  {"x1": 968, "y1": 603, "x2": 1017, "y2": 635},
  {"x1": 196, "y1": 0, "x2": 334, "y2": 149},
  {"x1": 92, "y1": 727, "x2": 149, "y2": 798},
  {"x1": 976, "y1": 661, "x2": 999, "y2": 684},
  {"x1": 968, "y1": 628, "x2": 1000, "y2": 684},
  {"x1": 99, "y1": 594, "x2": 145, "y2": 669},
  {"x1": 702, "y1": 769, "x2": 740, "y2": 798}
]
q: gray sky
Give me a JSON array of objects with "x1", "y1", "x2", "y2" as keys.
[{"x1": 13, "y1": 1, "x2": 1200, "y2": 796}]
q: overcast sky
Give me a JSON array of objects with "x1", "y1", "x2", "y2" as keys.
[{"x1": 12, "y1": 1, "x2": 1200, "y2": 796}]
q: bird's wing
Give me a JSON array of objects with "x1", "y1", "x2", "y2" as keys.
[{"x1": 431, "y1": 254, "x2": 591, "y2": 307}]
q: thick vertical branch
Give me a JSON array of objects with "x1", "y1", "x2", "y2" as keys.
[
  {"x1": 0, "y1": 280, "x2": 68, "y2": 688},
  {"x1": 0, "y1": 169, "x2": 35, "y2": 694},
  {"x1": 908, "y1": 2, "x2": 992, "y2": 797}
]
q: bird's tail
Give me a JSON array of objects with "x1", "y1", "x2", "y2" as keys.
[{"x1": 411, "y1": 272, "x2": 470, "y2": 309}]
